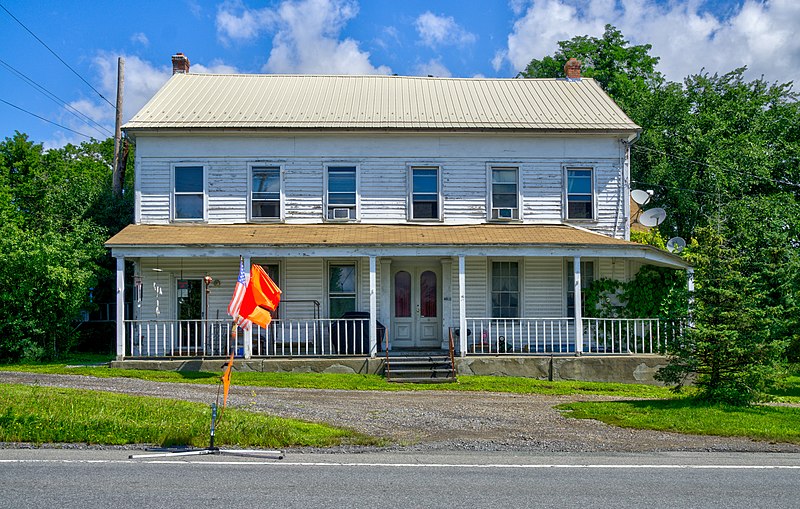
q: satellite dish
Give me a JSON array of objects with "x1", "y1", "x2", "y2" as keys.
[
  {"x1": 631, "y1": 189, "x2": 651, "y2": 206},
  {"x1": 639, "y1": 207, "x2": 667, "y2": 227},
  {"x1": 667, "y1": 237, "x2": 686, "y2": 253}
]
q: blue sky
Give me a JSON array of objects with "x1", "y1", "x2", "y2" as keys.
[{"x1": 1, "y1": 0, "x2": 797, "y2": 147}]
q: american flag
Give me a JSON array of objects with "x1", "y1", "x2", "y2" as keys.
[{"x1": 227, "y1": 257, "x2": 252, "y2": 330}]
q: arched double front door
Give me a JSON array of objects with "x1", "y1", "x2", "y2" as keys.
[{"x1": 391, "y1": 265, "x2": 441, "y2": 349}]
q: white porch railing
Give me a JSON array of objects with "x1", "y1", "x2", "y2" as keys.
[
  {"x1": 124, "y1": 317, "x2": 373, "y2": 358},
  {"x1": 464, "y1": 317, "x2": 682, "y2": 355},
  {"x1": 124, "y1": 319, "x2": 241, "y2": 357}
]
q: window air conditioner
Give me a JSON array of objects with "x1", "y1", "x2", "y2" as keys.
[
  {"x1": 331, "y1": 207, "x2": 351, "y2": 220},
  {"x1": 494, "y1": 208, "x2": 515, "y2": 220}
]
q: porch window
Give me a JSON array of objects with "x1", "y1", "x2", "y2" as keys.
[
  {"x1": 174, "y1": 166, "x2": 204, "y2": 220},
  {"x1": 327, "y1": 166, "x2": 357, "y2": 220},
  {"x1": 251, "y1": 167, "x2": 281, "y2": 220},
  {"x1": 490, "y1": 167, "x2": 519, "y2": 220},
  {"x1": 566, "y1": 168, "x2": 593, "y2": 220},
  {"x1": 566, "y1": 260, "x2": 595, "y2": 317},
  {"x1": 329, "y1": 264, "x2": 356, "y2": 318},
  {"x1": 491, "y1": 261, "x2": 519, "y2": 318},
  {"x1": 411, "y1": 167, "x2": 439, "y2": 220}
]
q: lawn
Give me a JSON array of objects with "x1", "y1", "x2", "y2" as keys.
[
  {"x1": 558, "y1": 398, "x2": 800, "y2": 444},
  {"x1": 0, "y1": 383, "x2": 380, "y2": 448}
]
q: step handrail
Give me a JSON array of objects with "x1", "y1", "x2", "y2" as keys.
[{"x1": 447, "y1": 328, "x2": 457, "y2": 380}]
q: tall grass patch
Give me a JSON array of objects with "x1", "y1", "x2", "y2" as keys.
[{"x1": 0, "y1": 383, "x2": 378, "y2": 448}]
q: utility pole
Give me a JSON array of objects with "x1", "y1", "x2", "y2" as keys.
[{"x1": 112, "y1": 57, "x2": 124, "y2": 197}]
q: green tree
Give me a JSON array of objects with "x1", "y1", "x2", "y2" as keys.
[
  {"x1": 656, "y1": 227, "x2": 784, "y2": 404},
  {"x1": 0, "y1": 132, "x2": 132, "y2": 361}
]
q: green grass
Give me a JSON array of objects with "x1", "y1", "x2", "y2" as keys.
[
  {"x1": 2, "y1": 359, "x2": 680, "y2": 398},
  {"x1": 0, "y1": 383, "x2": 380, "y2": 448},
  {"x1": 558, "y1": 399, "x2": 800, "y2": 444}
]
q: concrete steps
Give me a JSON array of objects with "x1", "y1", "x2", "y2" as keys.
[{"x1": 385, "y1": 355, "x2": 456, "y2": 383}]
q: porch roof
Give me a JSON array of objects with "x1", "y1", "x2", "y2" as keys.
[{"x1": 107, "y1": 223, "x2": 688, "y2": 268}]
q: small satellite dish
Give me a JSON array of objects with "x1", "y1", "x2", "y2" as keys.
[
  {"x1": 631, "y1": 189, "x2": 651, "y2": 206},
  {"x1": 667, "y1": 237, "x2": 686, "y2": 253},
  {"x1": 639, "y1": 207, "x2": 667, "y2": 227}
]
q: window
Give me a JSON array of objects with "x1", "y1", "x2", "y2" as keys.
[
  {"x1": 251, "y1": 167, "x2": 281, "y2": 220},
  {"x1": 491, "y1": 167, "x2": 519, "y2": 220},
  {"x1": 566, "y1": 168, "x2": 593, "y2": 220},
  {"x1": 411, "y1": 167, "x2": 439, "y2": 220},
  {"x1": 174, "y1": 166, "x2": 204, "y2": 220},
  {"x1": 329, "y1": 264, "x2": 356, "y2": 318},
  {"x1": 491, "y1": 261, "x2": 519, "y2": 318},
  {"x1": 327, "y1": 166, "x2": 356, "y2": 220},
  {"x1": 260, "y1": 264, "x2": 280, "y2": 317},
  {"x1": 566, "y1": 260, "x2": 595, "y2": 317}
]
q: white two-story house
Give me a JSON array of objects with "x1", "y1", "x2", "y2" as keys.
[{"x1": 106, "y1": 54, "x2": 688, "y2": 361}]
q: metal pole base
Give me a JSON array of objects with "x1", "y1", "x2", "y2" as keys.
[{"x1": 129, "y1": 448, "x2": 284, "y2": 460}]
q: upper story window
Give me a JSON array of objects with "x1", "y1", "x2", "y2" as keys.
[
  {"x1": 566, "y1": 168, "x2": 594, "y2": 220},
  {"x1": 490, "y1": 167, "x2": 519, "y2": 220},
  {"x1": 251, "y1": 166, "x2": 281, "y2": 220},
  {"x1": 410, "y1": 167, "x2": 439, "y2": 220},
  {"x1": 174, "y1": 165, "x2": 204, "y2": 220},
  {"x1": 327, "y1": 166, "x2": 357, "y2": 220},
  {"x1": 491, "y1": 261, "x2": 519, "y2": 318}
]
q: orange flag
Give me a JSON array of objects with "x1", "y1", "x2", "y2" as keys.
[
  {"x1": 221, "y1": 350, "x2": 234, "y2": 408},
  {"x1": 239, "y1": 264, "x2": 282, "y2": 328}
]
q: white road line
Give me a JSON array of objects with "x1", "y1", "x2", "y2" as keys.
[{"x1": 1, "y1": 459, "x2": 800, "y2": 469}]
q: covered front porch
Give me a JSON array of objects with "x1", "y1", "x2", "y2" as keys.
[{"x1": 107, "y1": 223, "x2": 690, "y2": 361}]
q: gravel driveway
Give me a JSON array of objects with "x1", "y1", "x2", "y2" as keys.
[{"x1": 2, "y1": 371, "x2": 798, "y2": 453}]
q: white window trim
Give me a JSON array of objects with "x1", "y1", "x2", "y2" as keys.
[
  {"x1": 407, "y1": 164, "x2": 443, "y2": 222},
  {"x1": 323, "y1": 163, "x2": 360, "y2": 222},
  {"x1": 326, "y1": 260, "x2": 359, "y2": 318},
  {"x1": 487, "y1": 164, "x2": 522, "y2": 222},
  {"x1": 563, "y1": 165, "x2": 597, "y2": 222},
  {"x1": 171, "y1": 163, "x2": 207, "y2": 222},
  {"x1": 488, "y1": 258, "x2": 523, "y2": 319},
  {"x1": 247, "y1": 162, "x2": 284, "y2": 223},
  {"x1": 564, "y1": 258, "x2": 597, "y2": 317}
]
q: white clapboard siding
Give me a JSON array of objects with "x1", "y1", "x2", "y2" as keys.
[
  {"x1": 135, "y1": 134, "x2": 628, "y2": 237},
  {"x1": 282, "y1": 258, "x2": 324, "y2": 319},
  {"x1": 524, "y1": 258, "x2": 564, "y2": 317}
]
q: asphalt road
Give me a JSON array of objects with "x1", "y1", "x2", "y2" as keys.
[{"x1": 2, "y1": 449, "x2": 798, "y2": 509}]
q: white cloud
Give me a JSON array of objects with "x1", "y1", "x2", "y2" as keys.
[
  {"x1": 216, "y1": 0, "x2": 390, "y2": 74},
  {"x1": 193, "y1": 60, "x2": 239, "y2": 74},
  {"x1": 500, "y1": 0, "x2": 800, "y2": 84},
  {"x1": 415, "y1": 11, "x2": 477, "y2": 48},
  {"x1": 130, "y1": 32, "x2": 149, "y2": 46},
  {"x1": 415, "y1": 58, "x2": 453, "y2": 78}
]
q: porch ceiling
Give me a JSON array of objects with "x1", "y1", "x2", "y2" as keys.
[{"x1": 106, "y1": 223, "x2": 688, "y2": 269}]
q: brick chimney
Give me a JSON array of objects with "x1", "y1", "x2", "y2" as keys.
[
  {"x1": 172, "y1": 52, "x2": 190, "y2": 75},
  {"x1": 564, "y1": 58, "x2": 581, "y2": 79}
]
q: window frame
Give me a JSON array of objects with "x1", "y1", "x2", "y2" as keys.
[
  {"x1": 490, "y1": 259, "x2": 521, "y2": 319},
  {"x1": 324, "y1": 164, "x2": 359, "y2": 221},
  {"x1": 407, "y1": 165, "x2": 442, "y2": 222},
  {"x1": 248, "y1": 163, "x2": 284, "y2": 222},
  {"x1": 565, "y1": 259, "x2": 596, "y2": 318},
  {"x1": 564, "y1": 166, "x2": 596, "y2": 221},
  {"x1": 327, "y1": 261, "x2": 358, "y2": 318},
  {"x1": 171, "y1": 163, "x2": 207, "y2": 222},
  {"x1": 487, "y1": 164, "x2": 522, "y2": 221}
]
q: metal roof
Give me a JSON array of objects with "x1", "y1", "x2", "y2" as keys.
[{"x1": 123, "y1": 74, "x2": 640, "y2": 132}]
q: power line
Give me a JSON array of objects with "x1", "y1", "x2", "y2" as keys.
[
  {"x1": 0, "y1": 98, "x2": 94, "y2": 139},
  {"x1": 632, "y1": 143, "x2": 800, "y2": 190},
  {"x1": 0, "y1": 58, "x2": 113, "y2": 138},
  {"x1": 0, "y1": 2, "x2": 115, "y2": 110}
]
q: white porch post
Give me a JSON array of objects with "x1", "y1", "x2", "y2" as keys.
[
  {"x1": 243, "y1": 255, "x2": 253, "y2": 359},
  {"x1": 115, "y1": 256, "x2": 125, "y2": 360},
  {"x1": 573, "y1": 256, "x2": 583, "y2": 354},
  {"x1": 458, "y1": 255, "x2": 467, "y2": 357},
  {"x1": 380, "y1": 258, "x2": 392, "y2": 351},
  {"x1": 440, "y1": 258, "x2": 452, "y2": 351},
  {"x1": 369, "y1": 256, "x2": 377, "y2": 358},
  {"x1": 687, "y1": 267, "x2": 695, "y2": 328}
]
